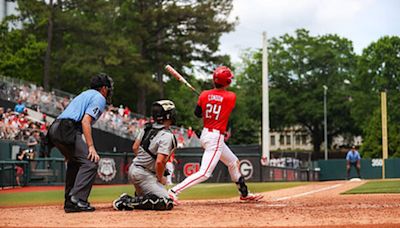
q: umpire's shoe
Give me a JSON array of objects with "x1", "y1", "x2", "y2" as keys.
[{"x1": 64, "y1": 196, "x2": 96, "y2": 213}]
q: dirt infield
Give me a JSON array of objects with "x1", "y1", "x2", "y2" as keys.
[{"x1": 1, "y1": 181, "x2": 400, "y2": 227}]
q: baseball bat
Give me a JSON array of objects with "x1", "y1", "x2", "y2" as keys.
[{"x1": 165, "y1": 65, "x2": 200, "y2": 95}]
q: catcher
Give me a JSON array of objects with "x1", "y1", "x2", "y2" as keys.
[{"x1": 113, "y1": 100, "x2": 177, "y2": 211}]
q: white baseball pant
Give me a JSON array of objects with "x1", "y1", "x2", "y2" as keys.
[{"x1": 171, "y1": 128, "x2": 241, "y2": 194}]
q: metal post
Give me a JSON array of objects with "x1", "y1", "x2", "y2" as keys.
[
  {"x1": 3, "y1": 0, "x2": 7, "y2": 19},
  {"x1": 323, "y1": 85, "x2": 328, "y2": 160},
  {"x1": 261, "y1": 31, "x2": 270, "y2": 165}
]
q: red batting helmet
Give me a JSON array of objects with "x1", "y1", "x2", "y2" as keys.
[{"x1": 213, "y1": 66, "x2": 234, "y2": 87}]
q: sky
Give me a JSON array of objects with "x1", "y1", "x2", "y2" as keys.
[
  {"x1": 219, "y1": 0, "x2": 400, "y2": 63},
  {"x1": 2, "y1": 0, "x2": 399, "y2": 65}
]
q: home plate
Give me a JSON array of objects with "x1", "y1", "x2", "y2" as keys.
[{"x1": 349, "y1": 178, "x2": 362, "y2": 181}]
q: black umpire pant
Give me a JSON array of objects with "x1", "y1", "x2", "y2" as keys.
[{"x1": 48, "y1": 119, "x2": 98, "y2": 202}]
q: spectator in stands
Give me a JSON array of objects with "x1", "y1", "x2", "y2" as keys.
[
  {"x1": 14, "y1": 99, "x2": 26, "y2": 114},
  {"x1": 0, "y1": 116, "x2": 5, "y2": 139},
  {"x1": 27, "y1": 131, "x2": 39, "y2": 169},
  {"x1": 118, "y1": 105, "x2": 124, "y2": 116},
  {"x1": 15, "y1": 147, "x2": 34, "y2": 186},
  {"x1": 41, "y1": 113, "x2": 47, "y2": 123},
  {"x1": 27, "y1": 131, "x2": 39, "y2": 148},
  {"x1": 187, "y1": 126, "x2": 193, "y2": 139},
  {"x1": 127, "y1": 121, "x2": 137, "y2": 136},
  {"x1": 0, "y1": 107, "x2": 4, "y2": 119},
  {"x1": 18, "y1": 113, "x2": 29, "y2": 129},
  {"x1": 165, "y1": 152, "x2": 177, "y2": 186},
  {"x1": 19, "y1": 85, "x2": 29, "y2": 101},
  {"x1": 62, "y1": 96, "x2": 70, "y2": 109},
  {"x1": 177, "y1": 133, "x2": 185, "y2": 148},
  {"x1": 346, "y1": 145, "x2": 361, "y2": 179},
  {"x1": 39, "y1": 130, "x2": 52, "y2": 160},
  {"x1": 123, "y1": 105, "x2": 131, "y2": 118}
]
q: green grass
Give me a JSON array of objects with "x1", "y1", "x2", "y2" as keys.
[
  {"x1": 0, "y1": 182, "x2": 305, "y2": 207},
  {"x1": 344, "y1": 180, "x2": 400, "y2": 194}
]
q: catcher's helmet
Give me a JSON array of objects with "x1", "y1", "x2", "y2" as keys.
[
  {"x1": 213, "y1": 66, "x2": 234, "y2": 87},
  {"x1": 90, "y1": 73, "x2": 114, "y2": 104},
  {"x1": 152, "y1": 100, "x2": 176, "y2": 124}
]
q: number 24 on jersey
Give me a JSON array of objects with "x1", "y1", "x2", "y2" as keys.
[{"x1": 205, "y1": 103, "x2": 221, "y2": 120}]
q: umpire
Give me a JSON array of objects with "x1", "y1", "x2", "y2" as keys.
[{"x1": 48, "y1": 73, "x2": 113, "y2": 213}]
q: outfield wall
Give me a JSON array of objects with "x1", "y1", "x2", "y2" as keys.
[
  {"x1": 318, "y1": 159, "x2": 400, "y2": 180},
  {"x1": 0, "y1": 145, "x2": 319, "y2": 187}
]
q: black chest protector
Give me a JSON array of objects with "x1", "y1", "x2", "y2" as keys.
[{"x1": 140, "y1": 123, "x2": 177, "y2": 160}]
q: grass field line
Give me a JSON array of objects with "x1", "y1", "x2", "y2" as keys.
[{"x1": 274, "y1": 183, "x2": 342, "y2": 201}]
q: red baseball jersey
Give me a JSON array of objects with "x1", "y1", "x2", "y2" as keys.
[{"x1": 197, "y1": 89, "x2": 236, "y2": 133}]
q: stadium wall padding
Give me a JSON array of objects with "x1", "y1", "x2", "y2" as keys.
[{"x1": 318, "y1": 159, "x2": 400, "y2": 180}]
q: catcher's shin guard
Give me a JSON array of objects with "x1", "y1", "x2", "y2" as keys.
[
  {"x1": 113, "y1": 193, "x2": 134, "y2": 211},
  {"x1": 128, "y1": 194, "x2": 174, "y2": 211}
]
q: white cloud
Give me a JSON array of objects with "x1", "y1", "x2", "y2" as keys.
[{"x1": 220, "y1": 0, "x2": 400, "y2": 63}]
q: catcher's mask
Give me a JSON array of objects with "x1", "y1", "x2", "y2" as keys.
[
  {"x1": 152, "y1": 100, "x2": 176, "y2": 124},
  {"x1": 90, "y1": 73, "x2": 114, "y2": 104}
]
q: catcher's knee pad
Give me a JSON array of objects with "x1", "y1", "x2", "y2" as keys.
[{"x1": 127, "y1": 194, "x2": 174, "y2": 211}]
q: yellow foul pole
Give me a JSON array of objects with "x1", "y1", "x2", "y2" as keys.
[{"x1": 381, "y1": 91, "x2": 388, "y2": 179}]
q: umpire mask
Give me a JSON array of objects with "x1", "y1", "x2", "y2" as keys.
[{"x1": 90, "y1": 73, "x2": 114, "y2": 104}]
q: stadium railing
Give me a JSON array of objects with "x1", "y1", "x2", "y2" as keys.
[{"x1": 0, "y1": 160, "x2": 29, "y2": 188}]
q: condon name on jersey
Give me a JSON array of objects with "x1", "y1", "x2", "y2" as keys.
[{"x1": 208, "y1": 94, "x2": 223, "y2": 102}]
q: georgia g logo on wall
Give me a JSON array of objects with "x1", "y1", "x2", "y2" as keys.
[
  {"x1": 97, "y1": 158, "x2": 116, "y2": 182},
  {"x1": 239, "y1": 159, "x2": 253, "y2": 180},
  {"x1": 183, "y1": 163, "x2": 200, "y2": 177}
]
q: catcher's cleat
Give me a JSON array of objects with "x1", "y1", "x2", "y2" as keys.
[
  {"x1": 113, "y1": 193, "x2": 133, "y2": 211},
  {"x1": 240, "y1": 192, "x2": 264, "y2": 202},
  {"x1": 168, "y1": 189, "x2": 180, "y2": 206}
]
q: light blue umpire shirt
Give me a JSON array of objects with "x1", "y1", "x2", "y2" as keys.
[
  {"x1": 57, "y1": 89, "x2": 106, "y2": 123},
  {"x1": 346, "y1": 150, "x2": 361, "y2": 163}
]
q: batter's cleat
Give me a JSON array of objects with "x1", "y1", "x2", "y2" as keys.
[
  {"x1": 240, "y1": 192, "x2": 264, "y2": 202},
  {"x1": 168, "y1": 189, "x2": 180, "y2": 206},
  {"x1": 113, "y1": 193, "x2": 134, "y2": 211}
]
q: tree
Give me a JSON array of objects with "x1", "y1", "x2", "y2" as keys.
[
  {"x1": 120, "y1": 0, "x2": 236, "y2": 100},
  {"x1": 3, "y1": 0, "x2": 236, "y2": 116},
  {"x1": 354, "y1": 36, "x2": 400, "y2": 158},
  {"x1": 0, "y1": 20, "x2": 47, "y2": 82},
  {"x1": 233, "y1": 29, "x2": 358, "y2": 156}
]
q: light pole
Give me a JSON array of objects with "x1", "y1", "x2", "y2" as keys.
[{"x1": 323, "y1": 85, "x2": 328, "y2": 160}]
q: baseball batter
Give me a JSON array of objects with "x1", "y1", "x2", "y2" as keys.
[{"x1": 168, "y1": 66, "x2": 263, "y2": 204}]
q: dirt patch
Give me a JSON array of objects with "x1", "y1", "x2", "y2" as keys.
[
  {"x1": 1, "y1": 181, "x2": 400, "y2": 227},
  {"x1": 0, "y1": 184, "x2": 128, "y2": 194}
]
